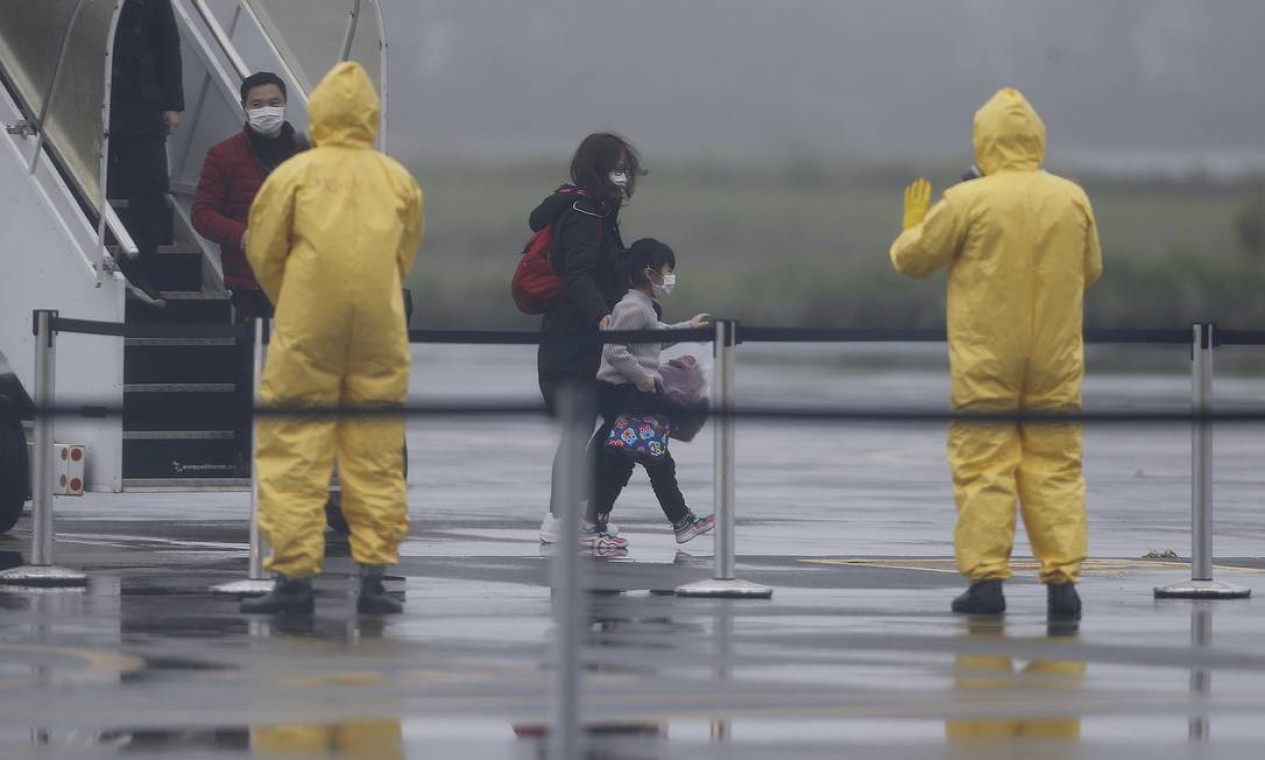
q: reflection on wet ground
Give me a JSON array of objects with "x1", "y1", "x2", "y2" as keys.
[
  {"x1": 1, "y1": 511, "x2": 1263, "y2": 759},
  {"x1": 3, "y1": 352, "x2": 1265, "y2": 756}
]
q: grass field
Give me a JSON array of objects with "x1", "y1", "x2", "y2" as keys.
[{"x1": 404, "y1": 160, "x2": 1265, "y2": 331}]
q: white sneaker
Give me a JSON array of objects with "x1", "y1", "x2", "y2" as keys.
[
  {"x1": 539, "y1": 512, "x2": 561, "y2": 544},
  {"x1": 539, "y1": 510, "x2": 619, "y2": 544}
]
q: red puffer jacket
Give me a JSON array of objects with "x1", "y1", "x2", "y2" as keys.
[{"x1": 192, "y1": 126, "x2": 302, "y2": 290}]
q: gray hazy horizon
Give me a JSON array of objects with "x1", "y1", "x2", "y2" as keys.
[{"x1": 377, "y1": 0, "x2": 1265, "y2": 176}]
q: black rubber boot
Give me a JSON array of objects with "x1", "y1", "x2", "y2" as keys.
[
  {"x1": 951, "y1": 579, "x2": 1006, "y2": 615},
  {"x1": 357, "y1": 568, "x2": 403, "y2": 615},
  {"x1": 1047, "y1": 583, "x2": 1082, "y2": 620},
  {"x1": 240, "y1": 577, "x2": 315, "y2": 615}
]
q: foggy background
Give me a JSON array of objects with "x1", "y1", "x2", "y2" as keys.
[
  {"x1": 361, "y1": 1, "x2": 1265, "y2": 329},
  {"x1": 379, "y1": 0, "x2": 1265, "y2": 173}
]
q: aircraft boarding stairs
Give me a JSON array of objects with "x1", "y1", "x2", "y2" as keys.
[
  {"x1": 111, "y1": 203, "x2": 245, "y2": 488},
  {"x1": 0, "y1": 0, "x2": 389, "y2": 493}
]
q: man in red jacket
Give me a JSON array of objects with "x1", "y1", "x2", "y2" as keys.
[
  {"x1": 194, "y1": 72, "x2": 305, "y2": 476},
  {"x1": 193, "y1": 71, "x2": 305, "y2": 321}
]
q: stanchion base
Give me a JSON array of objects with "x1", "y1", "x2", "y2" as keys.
[
  {"x1": 0, "y1": 565, "x2": 88, "y2": 587},
  {"x1": 675, "y1": 578, "x2": 773, "y2": 599},
  {"x1": 210, "y1": 579, "x2": 274, "y2": 597},
  {"x1": 1154, "y1": 580, "x2": 1251, "y2": 599}
]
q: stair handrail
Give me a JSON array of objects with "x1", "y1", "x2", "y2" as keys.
[
  {"x1": 26, "y1": 0, "x2": 85, "y2": 176},
  {"x1": 0, "y1": 2, "x2": 137, "y2": 282},
  {"x1": 188, "y1": 0, "x2": 251, "y2": 81},
  {"x1": 339, "y1": 0, "x2": 363, "y2": 62},
  {"x1": 233, "y1": 1, "x2": 309, "y2": 108}
]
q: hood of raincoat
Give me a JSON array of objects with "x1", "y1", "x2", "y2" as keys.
[
  {"x1": 972, "y1": 88, "x2": 1046, "y2": 175},
  {"x1": 308, "y1": 61, "x2": 379, "y2": 148}
]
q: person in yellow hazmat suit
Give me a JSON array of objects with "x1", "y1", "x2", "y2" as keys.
[
  {"x1": 890, "y1": 88, "x2": 1102, "y2": 619},
  {"x1": 240, "y1": 61, "x2": 424, "y2": 616}
]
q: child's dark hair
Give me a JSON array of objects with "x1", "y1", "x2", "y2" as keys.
[
  {"x1": 624, "y1": 238, "x2": 676, "y2": 287},
  {"x1": 570, "y1": 132, "x2": 641, "y2": 209}
]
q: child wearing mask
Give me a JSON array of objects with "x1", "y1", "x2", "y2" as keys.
[{"x1": 583, "y1": 238, "x2": 714, "y2": 549}]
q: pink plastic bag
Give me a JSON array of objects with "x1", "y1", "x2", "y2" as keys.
[{"x1": 660, "y1": 355, "x2": 709, "y2": 442}]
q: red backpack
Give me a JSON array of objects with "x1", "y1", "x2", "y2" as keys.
[{"x1": 511, "y1": 190, "x2": 603, "y2": 315}]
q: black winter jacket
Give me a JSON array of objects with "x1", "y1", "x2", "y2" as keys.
[
  {"x1": 531, "y1": 185, "x2": 627, "y2": 379},
  {"x1": 111, "y1": 0, "x2": 184, "y2": 136}
]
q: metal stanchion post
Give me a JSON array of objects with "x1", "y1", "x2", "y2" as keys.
[
  {"x1": 212, "y1": 318, "x2": 274, "y2": 596},
  {"x1": 1155, "y1": 323, "x2": 1249, "y2": 599},
  {"x1": 677, "y1": 319, "x2": 771, "y2": 599},
  {"x1": 0, "y1": 310, "x2": 87, "y2": 586},
  {"x1": 549, "y1": 385, "x2": 589, "y2": 760}
]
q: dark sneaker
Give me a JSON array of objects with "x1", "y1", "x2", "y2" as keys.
[
  {"x1": 951, "y1": 579, "x2": 1006, "y2": 615},
  {"x1": 357, "y1": 574, "x2": 403, "y2": 615},
  {"x1": 240, "y1": 577, "x2": 314, "y2": 615},
  {"x1": 119, "y1": 261, "x2": 166, "y2": 307},
  {"x1": 1047, "y1": 583, "x2": 1082, "y2": 620},
  {"x1": 672, "y1": 512, "x2": 716, "y2": 544}
]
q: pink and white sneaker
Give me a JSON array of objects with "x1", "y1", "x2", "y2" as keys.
[
  {"x1": 673, "y1": 512, "x2": 716, "y2": 544},
  {"x1": 579, "y1": 521, "x2": 629, "y2": 550}
]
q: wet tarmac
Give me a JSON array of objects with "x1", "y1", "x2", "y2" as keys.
[{"x1": 2, "y1": 347, "x2": 1264, "y2": 758}]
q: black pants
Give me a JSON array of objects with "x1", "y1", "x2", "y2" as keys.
[
  {"x1": 231, "y1": 289, "x2": 275, "y2": 464},
  {"x1": 108, "y1": 132, "x2": 170, "y2": 268},
  {"x1": 587, "y1": 381, "x2": 689, "y2": 526}
]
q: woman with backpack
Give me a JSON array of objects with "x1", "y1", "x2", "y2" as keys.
[{"x1": 531, "y1": 133, "x2": 641, "y2": 550}]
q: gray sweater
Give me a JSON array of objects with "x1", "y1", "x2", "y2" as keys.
[{"x1": 598, "y1": 289, "x2": 691, "y2": 386}]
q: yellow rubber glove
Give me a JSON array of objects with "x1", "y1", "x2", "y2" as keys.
[{"x1": 902, "y1": 178, "x2": 933, "y2": 231}]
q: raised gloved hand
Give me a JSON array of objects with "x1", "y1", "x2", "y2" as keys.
[{"x1": 902, "y1": 178, "x2": 932, "y2": 231}]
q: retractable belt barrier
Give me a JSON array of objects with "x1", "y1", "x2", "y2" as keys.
[{"x1": 1, "y1": 311, "x2": 1257, "y2": 602}]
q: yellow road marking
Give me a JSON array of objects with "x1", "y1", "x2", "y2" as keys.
[{"x1": 0, "y1": 643, "x2": 144, "y2": 674}]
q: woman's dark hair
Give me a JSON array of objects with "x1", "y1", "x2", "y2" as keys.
[
  {"x1": 624, "y1": 238, "x2": 676, "y2": 287},
  {"x1": 240, "y1": 71, "x2": 287, "y2": 104},
  {"x1": 569, "y1": 132, "x2": 642, "y2": 209}
]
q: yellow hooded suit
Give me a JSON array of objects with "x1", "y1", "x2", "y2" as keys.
[
  {"x1": 890, "y1": 88, "x2": 1103, "y2": 584},
  {"x1": 247, "y1": 62, "x2": 424, "y2": 577}
]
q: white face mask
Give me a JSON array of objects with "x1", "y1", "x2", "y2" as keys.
[
  {"x1": 609, "y1": 170, "x2": 630, "y2": 197},
  {"x1": 652, "y1": 273, "x2": 676, "y2": 299},
  {"x1": 247, "y1": 105, "x2": 286, "y2": 137}
]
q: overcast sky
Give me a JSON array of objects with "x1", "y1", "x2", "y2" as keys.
[{"x1": 375, "y1": 1, "x2": 1265, "y2": 172}]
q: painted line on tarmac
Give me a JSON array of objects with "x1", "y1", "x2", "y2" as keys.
[
  {"x1": 56, "y1": 532, "x2": 246, "y2": 551},
  {"x1": 0, "y1": 643, "x2": 145, "y2": 677},
  {"x1": 800, "y1": 558, "x2": 1265, "y2": 575}
]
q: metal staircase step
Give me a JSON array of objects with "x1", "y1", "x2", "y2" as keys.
[
  {"x1": 122, "y1": 429, "x2": 243, "y2": 480},
  {"x1": 123, "y1": 383, "x2": 239, "y2": 432},
  {"x1": 124, "y1": 337, "x2": 239, "y2": 385},
  {"x1": 124, "y1": 382, "x2": 235, "y2": 393},
  {"x1": 126, "y1": 289, "x2": 231, "y2": 324},
  {"x1": 108, "y1": 245, "x2": 203, "y2": 291},
  {"x1": 108, "y1": 244, "x2": 202, "y2": 255},
  {"x1": 125, "y1": 337, "x2": 236, "y2": 345},
  {"x1": 122, "y1": 478, "x2": 250, "y2": 492},
  {"x1": 124, "y1": 430, "x2": 234, "y2": 440},
  {"x1": 159, "y1": 291, "x2": 230, "y2": 301}
]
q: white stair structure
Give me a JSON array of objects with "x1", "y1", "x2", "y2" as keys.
[{"x1": 0, "y1": 0, "x2": 388, "y2": 492}]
